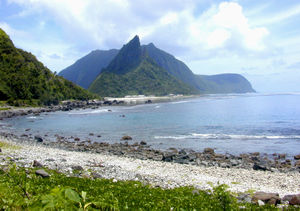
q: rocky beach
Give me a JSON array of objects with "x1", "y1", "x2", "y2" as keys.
[{"x1": 1, "y1": 103, "x2": 300, "y2": 206}]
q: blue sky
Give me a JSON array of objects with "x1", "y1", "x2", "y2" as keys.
[{"x1": 1, "y1": 0, "x2": 300, "y2": 92}]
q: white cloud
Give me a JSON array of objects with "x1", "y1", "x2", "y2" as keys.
[
  {"x1": 5, "y1": 0, "x2": 270, "y2": 72},
  {"x1": 255, "y1": 4, "x2": 300, "y2": 25}
]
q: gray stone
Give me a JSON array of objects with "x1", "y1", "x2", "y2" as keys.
[
  {"x1": 283, "y1": 194, "x2": 300, "y2": 205},
  {"x1": 34, "y1": 135, "x2": 43, "y2": 142},
  {"x1": 253, "y1": 160, "x2": 271, "y2": 171},
  {"x1": 230, "y1": 159, "x2": 240, "y2": 166},
  {"x1": 252, "y1": 192, "x2": 280, "y2": 205},
  {"x1": 237, "y1": 193, "x2": 252, "y2": 203},
  {"x1": 35, "y1": 169, "x2": 50, "y2": 178},
  {"x1": 294, "y1": 154, "x2": 300, "y2": 160},
  {"x1": 71, "y1": 165, "x2": 84, "y2": 171},
  {"x1": 203, "y1": 148, "x2": 214, "y2": 154},
  {"x1": 33, "y1": 160, "x2": 43, "y2": 168},
  {"x1": 92, "y1": 172, "x2": 103, "y2": 179},
  {"x1": 121, "y1": 135, "x2": 132, "y2": 141}
]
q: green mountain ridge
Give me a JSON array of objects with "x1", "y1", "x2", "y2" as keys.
[
  {"x1": 89, "y1": 36, "x2": 196, "y2": 97},
  {"x1": 0, "y1": 28, "x2": 96, "y2": 105},
  {"x1": 195, "y1": 74, "x2": 255, "y2": 93},
  {"x1": 59, "y1": 35, "x2": 255, "y2": 96}
]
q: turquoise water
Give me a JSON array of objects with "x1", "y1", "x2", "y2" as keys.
[{"x1": 3, "y1": 93, "x2": 300, "y2": 156}]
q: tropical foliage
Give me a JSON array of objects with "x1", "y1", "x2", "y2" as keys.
[
  {"x1": 0, "y1": 165, "x2": 284, "y2": 210},
  {"x1": 0, "y1": 28, "x2": 96, "y2": 106},
  {"x1": 89, "y1": 58, "x2": 197, "y2": 97}
]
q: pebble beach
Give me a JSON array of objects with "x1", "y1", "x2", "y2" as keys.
[{"x1": 1, "y1": 136, "x2": 299, "y2": 198}]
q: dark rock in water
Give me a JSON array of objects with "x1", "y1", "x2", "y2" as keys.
[
  {"x1": 294, "y1": 154, "x2": 300, "y2": 160},
  {"x1": 253, "y1": 160, "x2": 271, "y2": 171},
  {"x1": 283, "y1": 194, "x2": 300, "y2": 205},
  {"x1": 294, "y1": 160, "x2": 300, "y2": 167},
  {"x1": 203, "y1": 148, "x2": 214, "y2": 154},
  {"x1": 34, "y1": 135, "x2": 43, "y2": 142},
  {"x1": 72, "y1": 165, "x2": 84, "y2": 171},
  {"x1": 74, "y1": 137, "x2": 80, "y2": 141},
  {"x1": 140, "y1": 141, "x2": 147, "y2": 145},
  {"x1": 121, "y1": 135, "x2": 132, "y2": 141},
  {"x1": 162, "y1": 154, "x2": 174, "y2": 162},
  {"x1": 179, "y1": 149, "x2": 187, "y2": 155},
  {"x1": 25, "y1": 128, "x2": 31, "y2": 131},
  {"x1": 35, "y1": 169, "x2": 50, "y2": 178},
  {"x1": 33, "y1": 160, "x2": 43, "y2": 168},
  {"x1": 145, "y1": 100, "x2": 152, "y2": 104},
  {"x1": 97, "y1": 135, "x2": 102, "y2": 137},
  {"x1": 252, "y1": 192, "x2": 280, "y2": 205},
  {"x1": 89, "y1": 133, "x2": 94, "y2": 136},
  {"x1": 278, "y1": 154, "x2": 286, "y2": 159}
]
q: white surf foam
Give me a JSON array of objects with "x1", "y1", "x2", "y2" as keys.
[{"x1": 154, "y1": 133, "x2": 300, "y2": 140}]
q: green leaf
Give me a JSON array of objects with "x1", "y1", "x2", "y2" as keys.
[
  {"x1": 81, "y1": 191, "x2": 87, "y2": 202},
  {"x1": 65, "y1": 188, "x2": 81, "y2": 203}
]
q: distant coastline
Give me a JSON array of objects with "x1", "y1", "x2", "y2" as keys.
[{"x1": 105, "y1": 94, "x2": 200, "y2": 105}]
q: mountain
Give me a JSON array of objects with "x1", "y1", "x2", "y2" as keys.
[
  {"x1": 0, "y1": 28, "x2": 96, "y2": 106},
  {"x1": 58, "y1": 49, "x2": 118, "y2": 89},
  {"x1": 89, "y1": 36, "x2": 196, "y2": 97},
  {"x1": 142, "y1": 43, "x2": 200, "y2": 89},
  {"x1": 59, "y1": 35, "x2": 255, "y2": 96},
  {"x1": 195, "y1": 74, "x2": 255, "y2": 93}
]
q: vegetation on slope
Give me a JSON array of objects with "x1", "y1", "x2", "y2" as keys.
[
  {"x1": 143, "y1": 43, "x2": 200, "y2": 89},
  {"x1": 195, "y1": 74, "x2": 255, "y2": 93},
  {"x1": 89, "y1": 58, "x2": 197, "y2": 97},
  {"x1": 0, "y1": 165, "x2": 283, "y2": 210},
  {"x1": 0, "y1": 28, "x2": 96, "y2": 106}
]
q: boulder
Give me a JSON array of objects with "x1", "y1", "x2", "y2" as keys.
[
  {"x1": 35, "y1": 169, "x2": 50, "y2": 178},
  {"x1": 34, "y1": 135, "x2": 43, "y2": 142},
  {"x1": 92, "y1": 172, "x2": 103, "y2": 179},
  {"x1": 33, "y1": 160, "x2": 43, "y2": 168},
  {"x1": 294, "y1": 160, "x2": 300, "y2": 167},
  {"x1": 252, "y1": 192, "x2": 280, "y2": 205},
  {"x1": 294, "y1": 154, "x2": 300, "y2": 160},
  {"x1": 121, "y1": 135, "x2": 132, "y2": 141},
  {"x1": 203, "y1": 148, "x2": 214, "y2": 154},
  {"x1": 140, "y1": 141, "x2": 147, "y2": 145},
  {"x1": 283, "y1": 194, "x2": 300, "y2": 205},
  {"x1": 253, "y1": 160, "x2": 271, "y2": 171},
  {"x1": 71, "y1": 165, "x2": 84, "y2": 171},
  {"x1": 162, "y1": 154, "x2": 174, "y2": 162}
]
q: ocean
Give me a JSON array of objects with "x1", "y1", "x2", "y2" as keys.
[{"x1": 2, "y1": 93, "x2": 300, "y2": 156}]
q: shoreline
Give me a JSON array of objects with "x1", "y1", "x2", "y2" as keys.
[
  {"x1": 105, "y1": 94, "x2": 199, "y2": 105},
  {"x1": 0, "y1": 94, "x2": 200, "y2": 119},
  {"x1": 0, "y1": 134, "x2": 299, "y2": 199}
]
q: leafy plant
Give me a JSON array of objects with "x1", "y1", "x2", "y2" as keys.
[{"x1": 0, "y1": 165, "x2": 290, "y2": 210}]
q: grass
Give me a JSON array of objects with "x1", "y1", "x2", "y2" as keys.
[
  {"x1": 0, "y1": 140, "x2": 21, "y2": 151},
  {"x1": 0, "y1": 107, "x2": 10, "y2": 110},
  {"x1": 0, "y1": 165, "x2": 292, "y2": 210}
]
